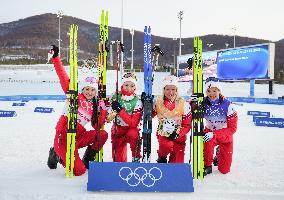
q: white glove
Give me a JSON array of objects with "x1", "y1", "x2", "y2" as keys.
[{"x1": 203, "y1": 132, "x2": 214, "y2": 142}]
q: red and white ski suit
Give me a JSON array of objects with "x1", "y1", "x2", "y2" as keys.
[
  {"x1": 109, "y1": 93, "x2": 143, "y2": 162},
  {"x1": 154, "y1": 96, "x2": 192, "y2": 163},
  {"x1": 203, "y1": 97, "x2": 238, "y2": 174},
  {"x1": 52, "y1": 57, "x2": 108, "y2": 176}
]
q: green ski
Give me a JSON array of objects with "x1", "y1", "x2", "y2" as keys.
[
  {"x1": 192, "y1": 37, "x2": 204, "y2": 179},
  {"x1": 96, "y1": 10, "x2": 108, "y2": 162},
  {"x1": 66, "y1": 24, "x2": 79, "y2": 177}
]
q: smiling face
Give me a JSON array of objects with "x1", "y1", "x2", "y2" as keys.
[
  {"x1": 206, "y1": 87, "x2": 220, "y2": 101},
  {"x1": 81, "y1": 86, "x2": 96, "y2": 100},
  {"x1": 122, "y1": 81, "x2": 136, "y2": 94},
  {"x1": 164, "y1": 85, "x2": 177, "y2": 101}
]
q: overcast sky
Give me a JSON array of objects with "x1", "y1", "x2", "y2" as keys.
[{"x1": 1, "y1": 0, "x2": 283, "y2": 41}]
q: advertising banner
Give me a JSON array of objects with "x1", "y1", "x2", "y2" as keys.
[{"x1": 217, "y1": 44, "x2": 274, "y2": 80}]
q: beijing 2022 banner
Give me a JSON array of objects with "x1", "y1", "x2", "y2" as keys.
[{"x1": 217, "y1": 44, "x2": 270, "y2": 80}]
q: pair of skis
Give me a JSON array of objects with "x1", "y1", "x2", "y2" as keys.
[
  {"x1": 142, "y1": 26, "x2": 164, "y2": 163},
  {"x1": 66, "y1": 24, "x2": 79, "y2": 177},
  {"x1": 142, "y1": 26, "x2": 152, "y2": 163},
  {"x1": 95, "y1": 10, "x2": 109, "y2": 162},
  {"x1": 65, "y1": 10, "x2": 108, "y2": 176},
  {"x1": 191, "y1": 37, "x2": 205, "y2": 179}
]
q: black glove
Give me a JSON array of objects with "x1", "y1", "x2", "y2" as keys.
[
  {"x1": 51, "y1": 45, "x2": 59, "y2": 58},
  {"x1": 111, "y1": 100, "x2": 123, "y2": 113},
  {"x1": 187, "y1": 57, "x2": 193, "y2": 70},
  {"x1": 168, "y1": 131, "x2": 179, "y2": 141}
]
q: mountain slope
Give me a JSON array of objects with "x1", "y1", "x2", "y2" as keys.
[{"x1": 0, "y1": 13, "x2": 283, "y2": 74}]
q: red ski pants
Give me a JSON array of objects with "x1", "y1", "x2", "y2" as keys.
[
  {"x1": 157, "y1": 135, "x2": 187, "y2": 163},
  {"x1": 111, "y1": 125, "x2": 141, "y2": 162},
  {"x1": 204, "y1": 137, "x2": 233, "y2": 174},
  {"x1": 53, "y1": 116, "x2": 108, "y2": 176}
]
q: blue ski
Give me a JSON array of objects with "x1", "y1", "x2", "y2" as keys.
[{"x1": 142, "y1": 26, "x2": 152, "y2": 163}]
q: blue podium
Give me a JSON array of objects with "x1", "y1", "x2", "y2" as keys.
[{"x1": 87, "y1": 162, "x2": 194, "y2": 192}]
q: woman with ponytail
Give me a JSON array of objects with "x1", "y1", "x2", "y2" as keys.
[
  {"x1": 202, "y1": 77, "x2": 238, "y2": 176},
  {"x1": 154, "y1": 75, "x2": 192, "y2": 163},
  {"x1": 107, "y1": 72, "x2": 143, "y2": 162},
  {"x1": 47, "y1": 45, "x2": 108, "y2": 176}
]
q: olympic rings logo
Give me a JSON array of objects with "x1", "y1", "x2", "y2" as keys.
[{"x1": 119, "y1": 167, "x2": 163, "y2": 187}]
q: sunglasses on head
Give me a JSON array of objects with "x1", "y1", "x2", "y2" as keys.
[
  {"x1": 205, "y1": 77, "x2": 219, "y2": 83},
  {"x1": 123, "y1": 72, "x2": 137, "y2": 80}
]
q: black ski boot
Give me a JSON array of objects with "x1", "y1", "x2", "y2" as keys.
[
  {"x1": 82, "y1": 145, "x2": 97, "y2": 169},
  {"x1": 213, "y1": 156, "x2": 218, "y2": 166},
  {"x1": 213, "y1": 146, "x2": 220, "y2": 166},
  {"x1": 132, "y1": 157, "x2": 140, "y2": 163},
  {"x1": 47, "y1": 147, "x2": 60, "y2": 169},
  {"x1": 204, "y1": 165, "x2": 212, "y2": 176},
  {"x1": 157, "y1": 156, "x2": 167, "y2": 163}
]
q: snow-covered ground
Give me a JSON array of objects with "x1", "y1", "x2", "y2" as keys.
[{"x1": 0, "y1": 66, "x2": 284, "y2": 200}]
